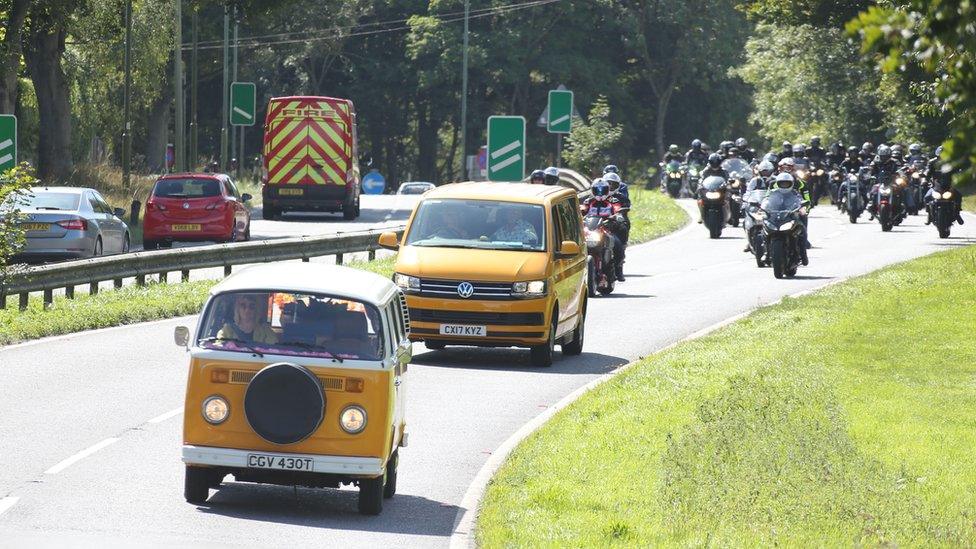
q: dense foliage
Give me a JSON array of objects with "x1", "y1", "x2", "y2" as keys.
[{"x1": 0, "y1": 163, "x2": 36, "y2": 279}]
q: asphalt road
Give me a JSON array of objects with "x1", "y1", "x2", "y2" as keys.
[{"x1": 1, "y1": 202, "x2": 973, "y2": 547}]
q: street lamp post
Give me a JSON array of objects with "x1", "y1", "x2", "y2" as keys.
[
  {"x1": 122, "y1": 0, "x2": 132, "y2": 191},
  {"x1": 174, "y1": 0, "x2": 185, "y2": 172},
  {"x1": 220, "y1": 3, "x2": 229, "y2": 172},
  {"x1": 190, "y1": 4, "x2": 198, "y2": 169},
  {"x1": 459, "y1": 0, "x2": 469, "y2": 182}
]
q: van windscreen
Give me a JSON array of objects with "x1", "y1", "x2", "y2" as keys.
[{"x1": 405, "y1": 199, "x2": 546, "y2": 251}]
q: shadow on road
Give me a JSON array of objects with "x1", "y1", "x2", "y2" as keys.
[
  {"x1": 199, "y1": 482, "x2": 458, "y2": 537},
  {"x1": 411, "y1": 348, "x2": 627, "y2": 375},
  {"x1": 786, "y1": 275, "x2": 836, "y2": 281}
]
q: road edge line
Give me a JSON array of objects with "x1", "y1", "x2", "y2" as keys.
[{"x1": 448, "y1": 274, "x2": 854, "y2": 549}]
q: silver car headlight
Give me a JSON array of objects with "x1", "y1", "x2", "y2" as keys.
[
  {"x1": 394, "y1": 273, "x2": 420, "y2": 292},
  {"x1": 512, "y1": 280, "x2": 546, "y2": 297},
  {"x1": 340, "y1": 405, "x2": 367, "y2": 434},
  {"x1": 705, "y1": 191, "x2": 722, "y2": 200},
  {"x1": 202, "y1": 395, "x2": 229, "y2": 425}
]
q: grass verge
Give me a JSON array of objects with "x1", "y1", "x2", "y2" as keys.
[
  {"x1": 478, "y1": 246, "x2": 976, "y2": 546},
  {"x1": 626, "y1": 187, "x2": 688, "y2": 244},
  {"x1": 0, "y1": 256, "x2": 396, "y2": 346}
]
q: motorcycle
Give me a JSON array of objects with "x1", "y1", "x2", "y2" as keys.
[
  {"x1": 685, "y1": 162, "x2": 703, "y2": 195},
  {"x1": 699, "y1": 175, "x2": 731, "y2": 239},
  {"x1": 722, "y1": 158, "x2": 751, "y2": 228},
  {"x1": 761, "y1": 191, "x2": 805, "y2": 279},
  {"x1": 904, "y1": 160, "x2": 927, "y2": 215},
  {"x1": 876, "y1": 172, "x2": 905, "y2": 232},
  {"x1": 828, "y1": 168, "x2": 845, "y2": 208},
  {"x1": 930, "y1": 188, "x2": 958, "y2": 239},
  {"x1": 742, "y1": 189, "x2": 768, "y2": 268},
  {"x1": 807, "y1": 159, "x2": 828, "y2": 205},
  {"x1": 661, "y1": 160, "x2": 684, "y2": 198},
  {"x1": 841, "y1": 168, "x2": 869, "y2": 223},
  {"x1": 582, "y1": 207, "x2": 626, "y2": 296}
]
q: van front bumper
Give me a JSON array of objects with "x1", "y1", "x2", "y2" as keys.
[
  {"x1": 406, "y1": 294, "x2": 551, "y2": 346},
  {"x1": 182, "y1": 445, "x2": 383, "y2": 476}
]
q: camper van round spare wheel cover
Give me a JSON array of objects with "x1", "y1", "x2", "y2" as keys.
[{"x1": 244, "y1": 363, "x2": 325, "y2": 445}]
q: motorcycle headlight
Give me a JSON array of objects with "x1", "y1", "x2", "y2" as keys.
[
  {"x1": 942, "y1": 191, "x2": 953, "y2": 199},
  {"x1": 689, "y1": 169, "x2": 698, "y2": 176},
  {"x1": 880, "y1": 188, "x2": 892, "y2": 196},
  {"x1": 340, "y1": 405, "x2": 367, "y2": 434},
  {"x1": 731, "y1": 181, "x2": 741, "y2": 188},
  {"x1": 705, "y1": 191, "x2": 722, "y2": 200},
  {"x1": 780, "y1": 221, "x2": 795, "y2": 231},
  {"x1": 202, "y1": 395, "x2": 229, "y2": 425},
  {"x1": 585, "y1": 231, "x2": 604, "y2": 245},
  {"x1": 797, "y1": 170, "x2": 807, "y2": 179},
  {"x1": 512, "y1": 280, "x2": 546, "y2": 297},
  {"x1": 816, "y1": 169, "x2": 825, "y2": 176},
  {"x1": 394, "y1": 273, "x2": 421, "y2": 292},
  {"x1": 912, "y1": 172, "x2": 920, "y2": 179},
  {"x1": 896, "y1": 178, "x2": 907, "y2": 186}
]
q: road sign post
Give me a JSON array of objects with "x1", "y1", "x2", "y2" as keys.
[
  {"x1": 0, "y1": 115, "x2": 17, "y2": 173},
  {"x1": 547, "y1": 89, "x2": 573, "y2": 168},
  {"x1": 230, "y1": 82, "x2": 256, "y2": 127},
  {"x1": 487, "y1": 116, "x2": 526, "y2": 182}
]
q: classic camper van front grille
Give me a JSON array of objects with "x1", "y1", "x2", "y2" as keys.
[{"x1": 229, "y1": 370, "x2": 344, "y2": 391}]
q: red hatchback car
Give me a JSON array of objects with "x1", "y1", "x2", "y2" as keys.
[{"x1": 143, "y1": 173, "x2": 252, "y2": 250}]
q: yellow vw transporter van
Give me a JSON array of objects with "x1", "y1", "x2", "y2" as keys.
[
  {"x1": 176, "y1": 263, "x2": 411, "y2": 515},
  {"x1": 379, "y1": 182, "x2": 587, "y2": 367}
]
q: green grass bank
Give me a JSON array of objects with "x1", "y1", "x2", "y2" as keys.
[{"x1": 478, "y1": 245, "x2": 976, "y2": 546}]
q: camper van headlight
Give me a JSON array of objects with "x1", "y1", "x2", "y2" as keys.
[
  {"x1": 512, "y1": 280, "x2": 546, "y2": 297},
  {"x1": 394, "y1": 273, "x2": 420, "y2": 293},
  {"x1": 340, "y1": 406, "x2": 367, "y2": 434},
  {"x1": 202, "y1": 395, "x2": 229, "y2": 425}
]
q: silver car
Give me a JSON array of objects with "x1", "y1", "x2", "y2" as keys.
[
  {"x1": 396, "y1": 181, "x2": 435, "y2": 195},
  {"x1": 12, "y1": 187, "x2": 130, "y2": 262}
]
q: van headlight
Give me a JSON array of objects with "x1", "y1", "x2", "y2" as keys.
[
  {"x1": 705, "y1": 191, "x2": 722, "y2": 200},
  {"x1": 340, "y1": 406, "x2": 367, "y2": 434},
  {"x1": 202, "y1": 395, "x2": 229, "y2": 425},
  {"x1": 394, "y1": 273, "x2": 420, "y2": 292},
  {"x1": 512, "y1": 280, "x2": 546, "y2": 297}
]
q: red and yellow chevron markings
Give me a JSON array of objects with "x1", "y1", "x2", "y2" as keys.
[{"x1": 264, "y1": 97, "x2": 352, "y2": 186}]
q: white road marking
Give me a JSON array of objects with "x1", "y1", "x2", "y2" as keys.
[
  {"x1": 489, "y1": 140, "x2": 521, "y2": 160},
  {"x1": 44, "y1": 438, "x2": 120, "y2": 475},
  {"x1": 550, "y1": 114, "x2": 570, "y2": 127},
  {"x1": 148, "y1": 407, "x2": 183, "y2": 424},
  {"x1": 0, "y1": 497, "x2": 18, "y2": 518},
  {"x1": 232, "y1": 106, "x2": 253, "y2": 121},
  {"x1": 490, "y1": 153, "x2": 522, "y2": 172},
  {"x1": 824, "y1": 230, "x2": 843, "y2": 239}
]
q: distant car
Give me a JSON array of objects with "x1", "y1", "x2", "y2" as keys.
[
  {"x1": 143, "y1": 173, "x2": 252, "y2": 250},
  {"x1": 396, "y1": 182, "x2": 435, "y2": 195},
  {"x1": 10, "y1": 186, "x2": 130, "y2": 262}
]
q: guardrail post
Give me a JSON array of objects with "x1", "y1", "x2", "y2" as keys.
[
  {"x1": 136, "y1": 274, "x2": 146, "y2": 286},
  {"x1": 65, "y1": 286, "x2": 74, "y2": 299},
  {"x1": 0, "y1": 292, "x2": 6, "y2": 309},
  {"x1": 301, "y1": 257, "x2": 309, "y2": 262},
  {"x1": 181, "y1": 270, "x2": 189, "y2": 282},
  {"x1": 19, "y1": 292, "x2": 28, "y2": 311},
  {"x1": 368, "y1": 249, "x2": 376, "y2": 261},
  {"x1": 90, "y1": 282, "x2": 99, "y2": 295},
  {"x1": 335, "y1": 253, "x2": 344, "y2": 265},
  {"x1": 43, "y1": 289, "x2": 53, "y2": 309},
  {"x1": 114, "y1": 278, "x2": 123, "y2": 289},
  {"x1": 224, "y1": 265, "x2": 232, "y2": 276}
]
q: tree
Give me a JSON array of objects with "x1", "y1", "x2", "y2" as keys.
[
  {"x1": 563, "y1": 96, "x2": 623, "y2": 177},
  {"x1": 849, "y1": 1, "x2": 976, "y2": 186},
  {"x1": 0, "y1": 0, "x2": 30, "y2": 114},
  {"x1": 0, "y1": 163, "x2": 36, "y2": 282}
]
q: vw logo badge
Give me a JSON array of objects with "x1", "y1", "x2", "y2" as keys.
[
  {"x1": 182, "y1": 202, "x2": 190, "y2": 209},
  {"x1": 457, "y1": 282, "x2": 474, "y2": 299}
]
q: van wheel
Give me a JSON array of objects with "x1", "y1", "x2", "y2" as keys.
[
  {"x1": 561, "y1": 298, "x2": 585, "y2": 356},
  {"x1": 184, "y1": 466, "x2": 211, "y2": 504},
  {"x1": 530, "y1": 314, "x2": 557, "y2": 367},
  {"x1": 343, "y1": 203, "x2": 357, "y2": 221},
  {"x1": 383, "y1": 451, "x2": 398, "y2": 499},
  {"x1": 358, "y1": 475, "x2": 384, "y2": 515}
]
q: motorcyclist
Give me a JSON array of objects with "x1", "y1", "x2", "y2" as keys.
[
  {"x1": 867, "y1": 145, "x2": 900, "y2": 220},
  {"x1": 762, "y1": 152, "x2": 779, "y2": 166},
  {"x1": 924, "y1": 145, "x2": 964, "y2": 225},
  {"x1": 685, "y1": 139, "x2": 708, "y2": 166},
  {"x1": 840, "y1": 146, "x2": 862, "y2": 173},
  {"x1": 891, "y1": 144, "x2": 906, "y2": 167},
  {"x1": 907, "y1": 143, "x2": 926, "y2": 165},
  {"x1": 826, "y1": 142, "x2": 845, "y2": 167},
  {"x1": 603, "y1": 166, "x2": 630, "y2": 204},
  {"x1": 734, "y1": 138, "x2": 755, "y2": 163},
  {"x1": 663, "y1": 144, "x2": 683, "y2": 163},
  {"x1": 779, "y1": 141, "x2": 794, "y2": 161},
  {"x1": 807, "y1": 137, "x2": 827, "y2": 165},
  {"x1": 543, "y1": 166, "x2": 561, "y2": 185},
  {"x1": 719, "y1": 140, "x2": 734, "y2": 157},
  {"x1": 765, "y1": 172, "x2": 809, "y2": 265},
  {"x1": 700, "y1": 153, "x2": 729, "y2": 180},
  {"x1": 747, "y1": 160, "x2": 776, "y2": 192},
  {"x1": 581, "y1": 179, "x2": 628, "y2": 281},
  {"x1": 859, "y1": 142, "x2": 874, "y2": 163},
  {"x1": 529, "y1": 169, "x2": 545, "y2": 184},
  {"x1": 777, "y1": 157, "x2": 811, "y2": 206}
]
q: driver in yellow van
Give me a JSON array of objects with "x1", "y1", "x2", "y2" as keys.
[{"x1": 218, "y1": 293, "x2": 279, "y2": 344}]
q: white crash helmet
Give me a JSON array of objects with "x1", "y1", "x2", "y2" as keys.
[{"x1": 774, "y1": 172, "x2": 795, "y2": 190}]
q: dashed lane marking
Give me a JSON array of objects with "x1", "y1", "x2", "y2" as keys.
[
  {"x1": 44, "y1": 438, "x2": 120, "y2": 475},
  {"x1": 148, "y1": 408, "x2": 183, "y2": 424},
  {"x1": 0, "y1": 497, "x2": 18, "y2": 518}
]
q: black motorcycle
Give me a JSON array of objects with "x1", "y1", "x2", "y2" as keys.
[
  {"x1": 661, "y1": 160, "x2": 684, "y2": 198},
  {"x1": 742, "y1": 189, "x2": 767, "y2": 268},
  {"x1": 904, "y1": 160, "x2": 927, "y2": 216},
  {"x1": 828, "y1": 168, "x2": 845, "y2": 208},
  {"x1": 722, "y1": 158, "x2": 751, "y2": 228},
  {"x1": 699, "y1": 175, "x2": 731, "y2": 239},
  {"x1": 841, "y1": 168, "x2": 870, "y2": 223},
  {"x1": 583, "y1": 215, "x2": 620, "y2": 295},
  {"x1": 807, "y1": 160, "x2": 828, "y2": 205},
  {"x1": 876, "y1": 173, "x2": 905, "y2": 232},
  {"x1": 930, "y1": 188, "x2": 959, "y2": 239},
  {"x1": 761, "y1": 191, "x2": 805, "y2": 279}
]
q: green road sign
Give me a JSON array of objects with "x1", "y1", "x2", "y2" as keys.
[
  {"x1": 487, "y1": 116, "x2": 526, "y2": 182},
  {"x1": 230, "y1": 82, "x2": 256, "y2": 126},
  {"x1": 547, "y1": 90, "x2": 573, "y2": 134},
  {"x1": 0, "y1": 115, "x2": 16, "y2": 172}
]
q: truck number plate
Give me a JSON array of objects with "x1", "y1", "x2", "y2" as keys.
[
  {"x1": 247, "y1": 454, "x2": 313, "y2": 471},
  {"x1": 439, "y1": 324, "x2": 487, "y2": 337},
  {"x1": 279, "y1": 188, "x2": 304, "y2": 196}
]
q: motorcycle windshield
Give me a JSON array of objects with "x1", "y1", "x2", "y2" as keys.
[
  {"x1": 666, "y1": 160, "x2": 682, "y2": 171},
  {"x1": 702, "y1": 176, "x2": 726, "y2": 191},
  {"x1": 762, "y1": 190, "x2": 801, "y2": 213},
  {"x1": 721, "y1": 158, "x2": 751, "y2": 180},
  {"x1": 743, "y1": 189, "x2": 766, "y2": 204}
]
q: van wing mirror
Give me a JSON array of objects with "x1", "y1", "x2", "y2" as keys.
[
  {"x1": 378, "y1": 232, "x2": 400, "y2": 250},
  {"x1": 557, "y1": 240, "x2": 580, "y2": 258},
  {"x1": 174, "y1": 326, "x2": 190, "y2": 349}
]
